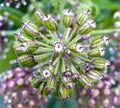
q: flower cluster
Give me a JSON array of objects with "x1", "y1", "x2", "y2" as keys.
[
  {"x1": 76, "y1": 75, "x2": 120, "y2": 108},
  {"x1": 110, "y1": 10, "x2": 120, "y2": 80},
  {"x1": 0, "y1": 0, "x2": 27, "y2": 8},
  {"x1": 14, "y1": 9, "x2": 110, "y2": 99},
  {"x1": 0, "y1": 68, "x2": 47, "y2": 108}
]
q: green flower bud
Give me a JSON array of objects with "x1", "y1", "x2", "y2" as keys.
[
  {"x1": 15, "y1": 32, "x2": 34, "y2": 42},
  {"x1": 56, "y1": 84, "x2": 73, "y2": 99},
  {"x1": 62, "y1": 76, "x2": 75, "y2": 89},
  {"x1": 21, "y1": 20, "x2": 39, "y2": 36},
  {"x1": 70, "y1": 43, "x2": 85, "y2": 53},
  {"x1": 86, "y1": 69, "x2": 101, "y2": 81},
  {"x1": 15, "y1": 41, "x2": 39, "y2": 56},
  {"x1": 45, "y1": 76, "x2": 56, "y2": 93},
  {"x1": 88, "y1": 46, "x2": 105, "y2": 57},
  {"x1": 37, "y1": 64, "x2": 53, "y2": 80},
  {"x1": 18, "y1": 55, "x2": 37, "y2": 67},
  {"x1": 76, "y1": 10, "x2": 90, "y2": 25},
  {"x1": 90, "y1": 36, "x2": 110, "y2": 48},
  {"x1": 34, "y1": 9, "x2": 44, "y2": 25},
  {"x1": 79, "y1": 74, "x2": 92, "y2": 87},
  {"x1": 79, "y1": 19, "x2": 96, "y2": 35},
  {"x1": 43, "y1": 15, "x2": 57, "y2": 31},
  {"x1": 38, "y1": 82, "x2": 48, "y2": 96},
  {"x1": 32, "y1": 77, "x2": 41, "y2": 88},
  {"x1": 92, "y1": 58, "x2": 110, "y2": 71},
  {"x1": 63, "y1": 9, "x2": 74, "y2": 27}
]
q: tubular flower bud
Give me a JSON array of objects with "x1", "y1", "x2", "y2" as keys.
[
  {"x1": 21, "y1": 20, "x2": 40, "y2": 37},
  {"x1": 90, "y1": 35, "x2": 110, "y2": 48},
  {"x1": 79, "y1": 19, "x2": 96, "y2": 35},
  {"x1": 15, "y1": 32, "x2": 34, "y2": 42},
  {"x1": 63, "y1": 9, "x2": 74, "y2": 27},
  {"x1": 76, "y1": 10, "x2": 90, "y2": 25},
  {"x1": 43, "y1": 15, "x2": 57, "y2": 31},
  {"x1": 0, "y1": 68, "x2": 47, "y2": 108},
  {"x1": 18, "y1": 55, "x2": 37, "y2": 67},
  {"x1": 14, "y1": 9, "x2": 109, "y2": 99},
  {"x1": 88, "y1": 46, "x2": 105, "y2": 57},
  {"x1": 34, "y1": 9, "x2": 44, "y2": 25},
  {"x1": 15, "y1": 41, "x2": 39, "y2": 56}
]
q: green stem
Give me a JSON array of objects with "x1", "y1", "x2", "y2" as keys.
[
  {"x1": 34, "y1": 52, "x2": 51, "y2": 62},
  {"x1": 61, "y1": 58, "x2": 66, "y2": 72},
  {"x1": 68, "y1": 34, "x2": 80, "y2": 46},
  {"x1": 67, "y1": 24, "x2": 78, "y2": 43},
  {"x1": 71, "y1": 51, "x2": 90, "y2": 62},
  {"x1": 91, "y1": 28, "x2": 120, "y2": 35},
  {"x1": 65, "y1": 27, "x2": 72, "y2": 42},
  {"x1": 53, "y1": 56, "x2": 61, "y2": 75}
]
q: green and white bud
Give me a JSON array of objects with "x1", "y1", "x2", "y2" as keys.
[
  {"x1": 45, "y1": 76, "x2": 56, "y2": 93},
  {"x1": 43, "y1": 15, "x2": 57, "y2": 31},
  {"x1": 88, "y1": 46, "x2": 105, "y2": 57},
  {"x1": 15, "y1": 41, "x2": 39, "y2": 56},
  {"x1": 79, "y1": 19, "x2": 96, "y2": 35},
  {"x1": 15, "y1": 32, "x2": 34, "y2": 42},
  {"x1": 70, "y1": 43, "x2": 85, "y2": 53},
  {"x1": 90, "y1": 35, "x2": 110, "y2": 48},
  {"x1": 18, "y1": 55, "x2": 37, "y2": 67},
  {"x1": 62, "y1": 76, "x2": 75, "y2": 89},
  {"x1": 63, "y1": 9, "x2": 74, "y2": 27},
  {"x1": 21, "y1": 20, "x2": 39, "y2": 36},
  {"x1": 38, "y1": 82, "x2": 48, "y2": 96},
  {"x1": 34, "y1": 9, "x2": 44, "y2": 25},
  {"x1": 32, "y1": 77, "x2": 41, "y2": 88},
  {"x1": 92, "y1": 58, "x2": 110, "y2": 71},
  {"x1": 76, "y1": 10, "x2": 90, "y2": 25},
  {"x1": 56, "y1": 84, "x2": 73, "y2": 99}
]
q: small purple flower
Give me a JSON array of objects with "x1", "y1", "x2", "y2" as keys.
[
  {"x1": 76, "y1": 75, "x2": 120, "y2": 108},
  {"x1": 0, "y1": 68, "x2": 47, "y2": 108}
]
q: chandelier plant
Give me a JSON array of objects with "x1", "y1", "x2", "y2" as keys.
[{"x1": 14, "y1": 9, "x2": 110, "y2": 99}]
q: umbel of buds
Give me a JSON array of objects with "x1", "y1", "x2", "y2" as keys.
[
  {"x1": 76, "y1": 75, "x2": 120, "y2": 108},
  {"x1": 0, "y1": 0, "x2": 27, "y2": 8},
  {"x1": 0, "y1": 68, "x2": 47, "y2": 108},
  {"x1": 14, "y1": 9, "x2": 110, "y2": 99}
]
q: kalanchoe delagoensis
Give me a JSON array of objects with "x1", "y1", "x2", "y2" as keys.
[
  {"x1": 0, "y1": 68, "x2": 47, "y2": 108},
  {"x1": 14, "y1": 9, "x2": 110, "y2": 99},
  {"x1": 76, "y1": 75, "x2": 120, "y2": 108},
  {"x1": 0, "y1": 0, "x2": 27, "y2": 8}
]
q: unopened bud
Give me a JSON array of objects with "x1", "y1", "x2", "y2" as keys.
[
  {"x1": 79, "y1": 19, "x2": 96, "y2": 35},
  {"x1": 18, "y1": 55, "x2": 37, "y2": 67},
  {"x1": 63, "y1": 9, "x2": 74, "y2": 27},
  {"x1": 43, "y1": 15, "x2": 57, "y2": 31}
]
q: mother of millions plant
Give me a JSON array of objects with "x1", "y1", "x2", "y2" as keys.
[{"x1": 14, "y1": 8, "x2": 110, "y2": 99}]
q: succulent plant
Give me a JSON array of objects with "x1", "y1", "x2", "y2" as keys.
[
  {"x1": 0, "y1": 68, "x2": 47, "y2": 108},
  {"x1": 14, "y1": 9, "x2": 110, "y2": 99}
]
